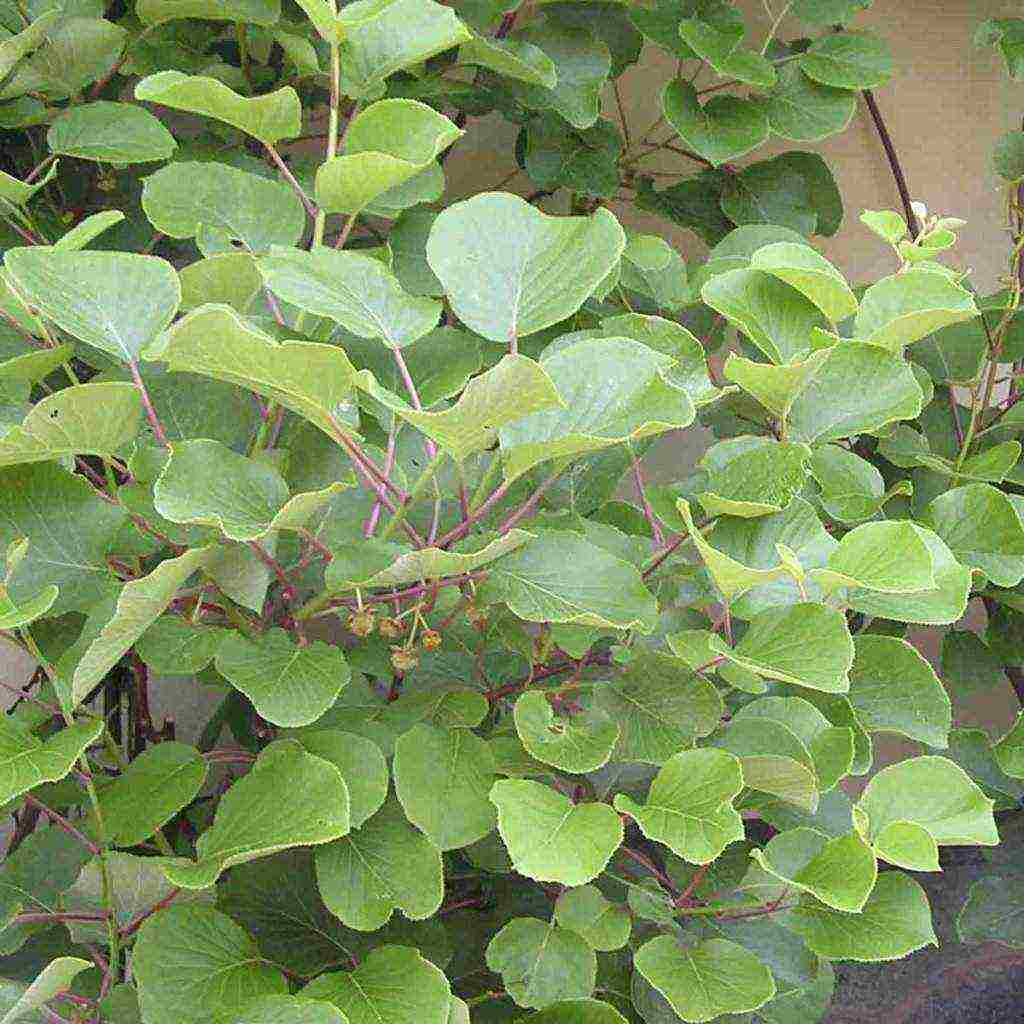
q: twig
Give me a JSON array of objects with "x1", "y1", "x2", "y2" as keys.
[
  {"x1": 863, "y1": 90, "x2": 920, "y2": 238},
  {"x1": 631, "y1": 450, "x2": 664, "y2": 546},
  {"x1": 23, "y1": 795, "x2": 101, "y2": 856},
  {"x1": 265, "y1": 144, "x2": 317, "y2": 217},
  {"x1": 128, "y1": 361, "x2": 169, "y2": 447}
]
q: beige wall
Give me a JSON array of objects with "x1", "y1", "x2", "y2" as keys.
[{"x1": 448, "y1": 0, "x2": 1024, "y2": 293}]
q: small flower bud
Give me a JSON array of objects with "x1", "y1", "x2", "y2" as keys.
[
  {"x1": 421, "y1": 629, "x2": 442, "y2": 651},
  {"x1": 466, "y1": 603, "x2": 489, "y2": 631},
  {"x1": 378, "y1": 616, "x2": 405, "y2": 639},
  {"x1": 391, "y1": 645, "x2": 419, "y2": 673},
  {"x1": 347, "y1": 609, "x2": 376, "y2": 637}
]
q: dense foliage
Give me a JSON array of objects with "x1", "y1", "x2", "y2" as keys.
[{"x1": 2, "y1": 1, "x2": 1024, "y2": 1022}]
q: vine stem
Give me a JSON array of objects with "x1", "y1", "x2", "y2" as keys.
[
  {"x1": 364, "y1": 423, "x2": 398, "y2": 538},
  {"x1": 436, "y1": 479, "x2": 513, "y2": 548},
  {"x1": 264, "y1": 144, "x2": 317, "y2": 217},
  {"x1": 496, "y1": 468, "x2": 562, "y2": 535},
  {"x1": 631, "y1": 449, "x2": 664, "y2": 546},
  {"x1": 128, "y1": 360, "x2": 169, "y2": 447},
  {"x1": 295, "y1": 570, "x2": 487, "y2": 620},
  {"x1": 862, "y1": 90, "x2": 920, "y2": 238},
  {"x1": 379, "y1": 449, "x2": 448, "y2": 542},
  {"x1": 22, "y1": 795, "x2": 101, "y2": 857}
]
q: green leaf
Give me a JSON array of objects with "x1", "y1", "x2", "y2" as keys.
[
  {"x1": 71, "y1": 547, "x2": 216, "y2": 706},
  {"x1": 0, "y1": 584, "x2": 58, "y2": 630},
  {"x1": 0, "y1": 10, "x2": 61, "y2": 81},
  {"x1": 0, "y1": 715, "x2": 102, "y2": 808},
  {"x1": 994, "y1": 713, "x2": 1024, "y2": 779},
  {"x1": 314, "y1": 794, "x2": 443, "y2": 930},
  {"x1": 315, "y1": 100, "x2": 462, "y2": 215},
  {"x1": 226, "y1": 997, "x2": 346, "y2": 1024},
  {"x1": 0, "y1": 827, "x2": 91, "y2": 956},
  {"x1": 748, "y1": 242, "x2": 857, "y2": 323},
  {"x1": 553, "y1": 887, "x2": 630, "y2": 951},
  {"x1": 0, "y1": 957, "x2": 91, "y2": 1024},
  {"x1": 135, "y1": 615, "x2": 227, "y2": 674},
  {"x1": 0, "y1": 463, "x2": 125, "y2": 615},
  {"x1": 662, "y1": 79, "x2": 768, "y2": 167},
  {"x1": 634, "y1": 935, "x2": 775, "y2": 1023},
  {"x1": 260, "y1": 247, "x2": 441, "y2": 349},
  {"x1": 700, "y1": 268, "x2": 827, "y2": 363},
  {"x1": 713, "y1": 715, "x2": 818, "y2": 812},
  {"x1": 957, "y1": 875, "x2": 1024, "y2": 947},
  {"x1": 942, "y1": 631, "x2": 1007, "y2": 698},
  {"x1": 459, "y1": 33, "x2": 557, "y2": 87},
  {"x1": 614, "y1": 749, "x2": 744, "y2": 864},
  {"x1": 478, "y1": 530, "x2": 658, "y2": 632},
  {"x1": 155, "y1": 440, "x2": 346, "y2": 541},
  {"x1": 722, "y1": 348, "x2": 832, "y2": 419},
  {"x1": 703, "y1": 497, "x2": 836, "y2": 618},
  {"x1": 300, "y1": 946, "x2": 452, "y2": 1024},
  {"x1": 513, "y1": 691, "x2": 618, "y2": 774},
  {"x1": 856, "y1": 756, "x2": 998, "y2": 867},
  {"x1": 723, "y1": 602, "x2": 853, "y2": 693},
  {"x1": 787, "y1": 340, "x2": 924, "y2": 444},
  {"x1": 808, "y1": 445, "x2": 909, "y2": 523},
  {"x1": 4, "y1": 248, "x2": 180, "y2": 363},
  {"x1": 675, "y1": 498, "x2": 790, "y2": 604},
  {"x1": 147, "y1": 304, "x2": 361, "y2": 440},
  {"x1": 490, "y1": 779, "x2": 623, "y2": 886},
  {"x1": 678, "y1": 19, "x2": 775, "y2": 87},
  {"x1": 0, "y1": 381, "x2": 142, "y2": 467},
  {"x1": 358, "y1": 352, "x2": 562, "y2": 461},
  {"x1": 787, "y1": 871, "x2": 937, "y2": 962},
  {"x1": 98, "y1": 741, "x2": 207, "y2": 846},
  {"x1": 425, "y1": 192, "x2": 625, "y2": 344},
  {"x1": 513, "y1": 1002, "x2": 629, "y2": 1024},
  {"x1": 393, "y1": 723, "x2": 498, "y2": 849},
  {"x1": 800, "y1": 31, "x2": 893, "y2": 89},
  {"x1": 486, "y1": 917, "x2": 596, "y2": 1009},
  {"x1": 511, "y1": 20, "x2": 611, "y2": 130},
  {"x1": 142, "y1": 161, "x2": 306, "y2": 255},
  {"x1": 164, "y1": 740, "x2": 350, "y2": 889},
  {"x1": 731, "y1": 696, "x2": 854, "y2": 792},
  {"x1": 591, "y1": 313, "x2": 716, "y2": 406},
  {"x1": 847, "y1": 635, "x2": 951, "y2": 748},
  {"x1": 500, "y1": 337, "x2": 695, "y2": 481},
  {"x1": 337, "y1": 1, "x2": 468, "y2": 90},
  {"x1": 764, "y1": 64, "x2": 856, "y2": 142},
  {"x1": 137, "y1": 0, "x2": 280, "y2": 24},
  {"x1": 179, "y1": 253, "x2": 264, "y2": 313},
  {"x1": 0, "y1": 341, "x2": 73, "y2": 385},
  {"x1": 0, "y1": 162, "x2": 57, "y2": 207},
  {"x1": 215, "y1": 629, "x2": 350, "y2": 728},
  {"x1": 1, "y1": 17, "x2": 127, "y2": 103},
  {"x1": 46, "y1": 101, "x2": 176, "y2": 163},
  {"x1": 54, "y1": 209, "x2": 126, "y2": 251},
  {"x1": 134, "y1": 906, "x2": 287, "y2": 1024},
  {"x1": 698, "y1": 437, "x2": 810, "y2": 518},
  {"x1": 847, "y1": 524, "x2": 971, "y2": 625},
  {"x1": 747, "y1": 828, "x2": 876, "y2": 912},
  {"x1": 135, "y1": 72, "x2": 301, "y2": 144},
  {"x1": 618, "y1": 233, "x2": 690, "y2": 311},
  {"x1": 922, "y1": 483, "x2": 1024, "y2": 587},
  {"x1": 288, "y1": 730, "x2": 388, "y2": 829},
  {"x1": 860, "y1": 209, "x2": 908, "y2": 244},
  {"x1": 593, "y1": 651, "x2": 723, "y2": 763},
  {"x1": 854, "y1": 270, "x2": 979, "y2": 352},
  {"x1": 326, "y1": 532, "x2": 530, "y2": 592},
  {"x1": 812, "y1": 520, "x2": 936, "y2": 594}
]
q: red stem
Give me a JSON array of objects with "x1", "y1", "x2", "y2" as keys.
[
  {"x1": 631, "y1": 450, "x2": 664, "y2": 546},
  {"x1": 23, "y1": 796, "x2": 101, "y2": 856},
  {"x1": 128, "y1": 360, "x2": 169, "y2": 447},
  {"x1": 120, "y1": 887, "x2": 182, "y2": 939}
]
